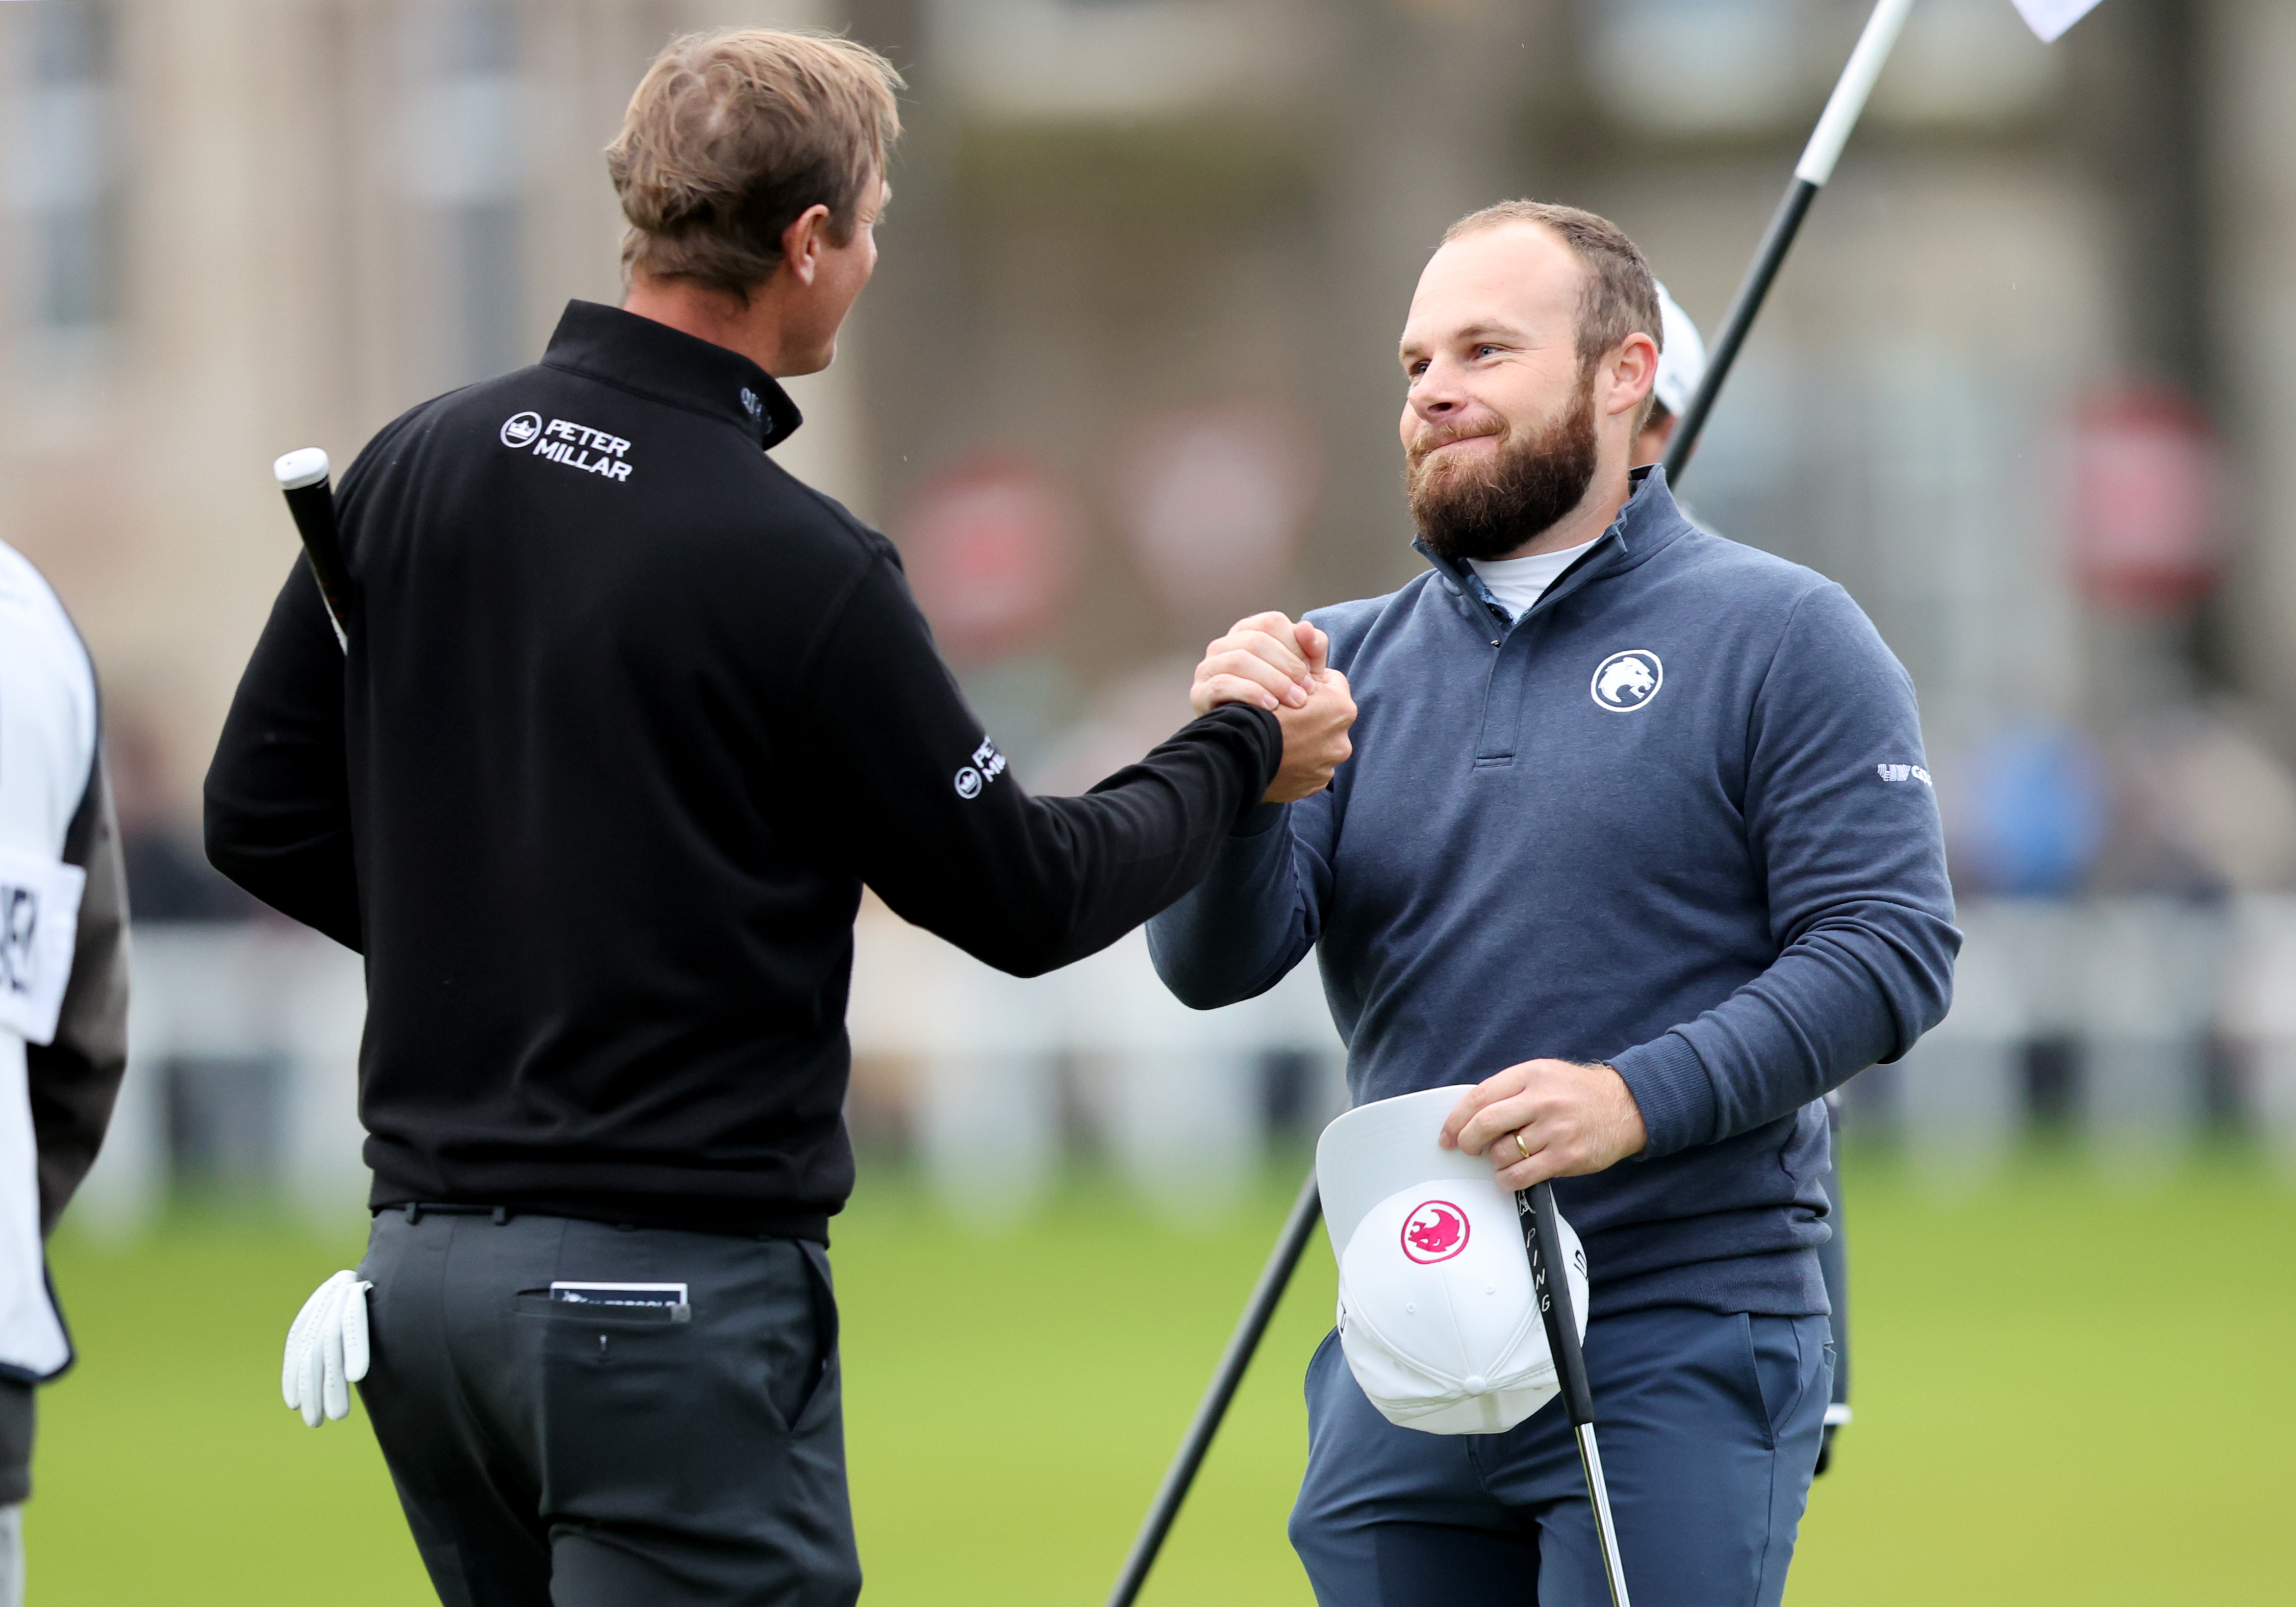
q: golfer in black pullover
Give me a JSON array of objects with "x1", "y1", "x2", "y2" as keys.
[{"x1": 207, "y1": 30, "x2": 1352, "y2": 1606}]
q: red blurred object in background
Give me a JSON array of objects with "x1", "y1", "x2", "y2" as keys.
[
  {"x1": 897, "y1": 454, "x2": 1080, "y2": 666},
  {"x1": 1117, "y1": 401, "x2": 1320, "y2": 629},
  {"x1": 2068, "y1": 384, "x2": 2225, "y2": 613}
]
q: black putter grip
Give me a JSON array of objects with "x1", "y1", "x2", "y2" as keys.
[
  {"x1": 285, "y1": 482, "x2": 350, "y2": 631},
  {"x1": 274, "y1": 448, "x2": 351, "y2": 648},
  {"x1": 1522, "y1": 1181, "x2": 1597, "y2": 1427}
]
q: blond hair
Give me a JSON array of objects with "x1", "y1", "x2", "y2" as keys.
[
  {"x1": 1443, "y1": 200, "x2": 1662, "y2": 427},
  {"x1": 607, "y1": 30, "x2": 903, "y2": 301}
]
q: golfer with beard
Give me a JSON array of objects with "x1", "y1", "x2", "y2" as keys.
[{"x1": 1152, "y1": 202, "x2": 1958, "y2": 1605}]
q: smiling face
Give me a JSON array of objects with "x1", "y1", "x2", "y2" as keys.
[
  {"x1": 1399, "y1": 222, "x2": 1585, "y2": 478},
  {"x1": 1397, "y1": 220, "x2": 1656, "y2": 559}
]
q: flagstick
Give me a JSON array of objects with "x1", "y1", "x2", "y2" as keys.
[{"x1": 1662, "y1": 0, "x2": 1919, "y2": 483}]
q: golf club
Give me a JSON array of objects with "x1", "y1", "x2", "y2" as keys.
[
  {"x1": 1104, "y1": 1168, "x2": 1323, "y2": 1607},
  {"x1": 1522, "y1": 1180, "x2": 1631, "y2": 1607},
  {"x1": 1104, "y1": 4, "x2": 1937, "y2": 1592},
  {"x1": 274, "y1": 446, "x2": 351, "y2": 652}
]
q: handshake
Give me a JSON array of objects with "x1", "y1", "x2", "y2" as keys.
[{"x1": 1191, "y1": 611, "x2": 1357, "y2": 805}]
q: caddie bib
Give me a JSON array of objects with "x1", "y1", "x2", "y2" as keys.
[{"x1": 0, "y1": 539, "x2": 100, "y2": 1382}]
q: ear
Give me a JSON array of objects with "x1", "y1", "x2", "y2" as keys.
[
  {"x1": 1602, "y1": 331, "x2": 1658, "y2": 421},
  {"x1": 777, "y1": 203, "x2": 835, "y2": 288}
]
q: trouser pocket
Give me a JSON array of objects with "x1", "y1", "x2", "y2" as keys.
[
  {"x1": 1731, "y1": 1313, "x2": 1820, "y2": 1451},
  {"x1": 513, "y1": 1236, "x2": 839, "y2": 1520},
  {"x1": 779, "y1": 1241, "x2": 839, "y2": 1433}
]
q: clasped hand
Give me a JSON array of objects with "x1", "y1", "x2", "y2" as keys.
[{"x1": 1190, "y1": 611, "x2": 1356, "y2": 803}]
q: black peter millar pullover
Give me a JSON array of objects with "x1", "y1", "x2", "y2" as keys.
[{"x1": 206, "y1": 301, "x2": 1282, "y2": 1241}]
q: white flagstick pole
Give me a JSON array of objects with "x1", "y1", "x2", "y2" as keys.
[{"x1": 1662, "y1": 0, "x2": 1919, "y2": 484}]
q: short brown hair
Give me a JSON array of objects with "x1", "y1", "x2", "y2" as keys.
[
  {"x1": 607, "y1": 30, "x2": 903, "y2": 301},
  {"x1": 1442, "y1": 201, "x2": 1662, "y2": 423}
]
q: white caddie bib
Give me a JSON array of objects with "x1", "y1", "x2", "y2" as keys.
[
  {"x1": 0, "y1": 538, "x2": 101, "y2": 1383},
  {"x1": 0, "y1": 839, "x2": 81, "y2": 1381},
  {"x1": 0, "y1": 846, "x2": 85, "y2": 1048}
]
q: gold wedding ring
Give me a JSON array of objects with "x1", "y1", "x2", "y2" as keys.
[{"x1": 1513, "y1": 1130, "x2": 1532, "y2": 1162}]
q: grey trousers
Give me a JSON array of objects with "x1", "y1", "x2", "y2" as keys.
[
  {"x1": 0, "y1": 1379, "x2": 29, "y2": 1507},
  {"x1": 357, "y1": 1210, "x2": 859, "y2": 1607}
]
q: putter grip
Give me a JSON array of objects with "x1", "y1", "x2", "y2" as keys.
[
  {"x1": 274, "y1": 448, "x2": 351, "y2": 648},
  {"x1": 1523, "y1": 1182, "x2": 1598, "y2": 1427}
]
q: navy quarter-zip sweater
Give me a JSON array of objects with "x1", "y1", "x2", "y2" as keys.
[{"x1": 1149, "y1": 468, "x2": 1959, "y2": 1318}]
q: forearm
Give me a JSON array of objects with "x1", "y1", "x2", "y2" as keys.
[
  {"x1": 1146, "y1": 804, "x2": 1317, "y2": 1008},
  {"x1": 806, "y1": 555, "x2": 1285, "y2": 976},
  {"x1": 1610, "y1": 905, "x2": 1958, "y2": 1156},
  {"x1": 945, "y1": 706, "x2": 1284, "y2": 977}
]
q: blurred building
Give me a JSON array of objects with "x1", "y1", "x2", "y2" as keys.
[
  {"x1": 3, "y1": 0, "x2": 2290, "y2": 840},
  {"x1": 13, "y1": 0, "x2": 2296, "y2": 1214},
  {"x1": 0, "y1": 0, "x2": 861, "y2": 839}
]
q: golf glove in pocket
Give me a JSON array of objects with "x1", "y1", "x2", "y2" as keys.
[{"x1": 282, "y1": 1270, "x2": 371, "y2": 1426}]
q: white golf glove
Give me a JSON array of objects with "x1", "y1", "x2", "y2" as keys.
[{"x1": 282, "y1": 1270, "x2": 372, "y2": 1427}]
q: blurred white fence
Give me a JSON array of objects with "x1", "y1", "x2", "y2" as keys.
[
  {"x1": 1891, "y1": 897, "x2": 2296, "y2": 1181},
  {"x1": 847, "y1": 919, "x2": 1346, "y2": 1226},
  {"x1": 74, "y1": 924, "x2": 368, "y2": 1240},
  {"x1": 67, "y1": 896, "x2": 2296, "y2": 1239}
]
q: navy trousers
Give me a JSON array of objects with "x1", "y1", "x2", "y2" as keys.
[{"x1": 1291, "y1": 1305, "x2": 1832, "y2": 1606}]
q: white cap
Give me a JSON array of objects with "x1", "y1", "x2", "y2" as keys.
[
  {"x1": 1651, "y1": 282, "x2": 1707, "y2": 421},
  {"x1": 1316, "y1": 1089, "x2": 1589, "y2": 1436}
]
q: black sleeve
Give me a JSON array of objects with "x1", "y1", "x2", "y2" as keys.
[
  {"x1": 797, "y1": 555, "x2": 1281, "y2": 977},
  {"x1": 202, "y1": 558, "x2": 362, "y2": 950},
  {"x1": 29, "y1": 749, "x2": 130, "y2": 1236}
]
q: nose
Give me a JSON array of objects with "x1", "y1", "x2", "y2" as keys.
[{"x1": 1409, "y1": 355, "x2": 1468, "y2": 420}]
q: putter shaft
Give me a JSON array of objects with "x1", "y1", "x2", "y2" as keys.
[{"x1": 1524, "y1": 1182, "x2": 1632, "y2": 1607}]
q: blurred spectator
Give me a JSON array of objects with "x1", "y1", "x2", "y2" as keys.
[
  {"x1": 2093, "y1": 705, "x2": 2296, "y2": 897},
  {"x1": 1942, "y1": 718, "x2": 2107, "y2": 897},
  {"x1": 107, "y1": 710, "x2": 259, "y2": 923}
]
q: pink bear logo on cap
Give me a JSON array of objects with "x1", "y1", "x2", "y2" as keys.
[{"x1": 1399, "y1": 1200, "x2": 1470, "y2": 1264}]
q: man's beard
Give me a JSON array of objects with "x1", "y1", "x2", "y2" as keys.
[{"x1": 1404, "y1": 376, "x2": 1599, "y2": 563}]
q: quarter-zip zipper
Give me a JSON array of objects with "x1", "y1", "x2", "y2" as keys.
[
  {"x1": 1445, "y1": 525, "x2": 1627, "y2": 766},
  {"x1": 1413, "y1": 468, "x2": 1681, "y2": 772}
]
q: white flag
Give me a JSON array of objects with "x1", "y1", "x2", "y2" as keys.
[{"x1": 2010, "y1": 0, "x2": 2106, "y2": 42}]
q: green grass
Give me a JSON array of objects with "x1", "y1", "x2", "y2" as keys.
[{"x1": 23, "y1": 1153, "x2": 2296, "y2": 1604}]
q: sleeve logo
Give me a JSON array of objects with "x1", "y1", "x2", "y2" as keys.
[
  {"x1": 953, "y1": 737, "x2": 1008, "y2": 799},
  {"x1": 1876, "y1": 763, "x2": 1933, "y2": 785}
]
